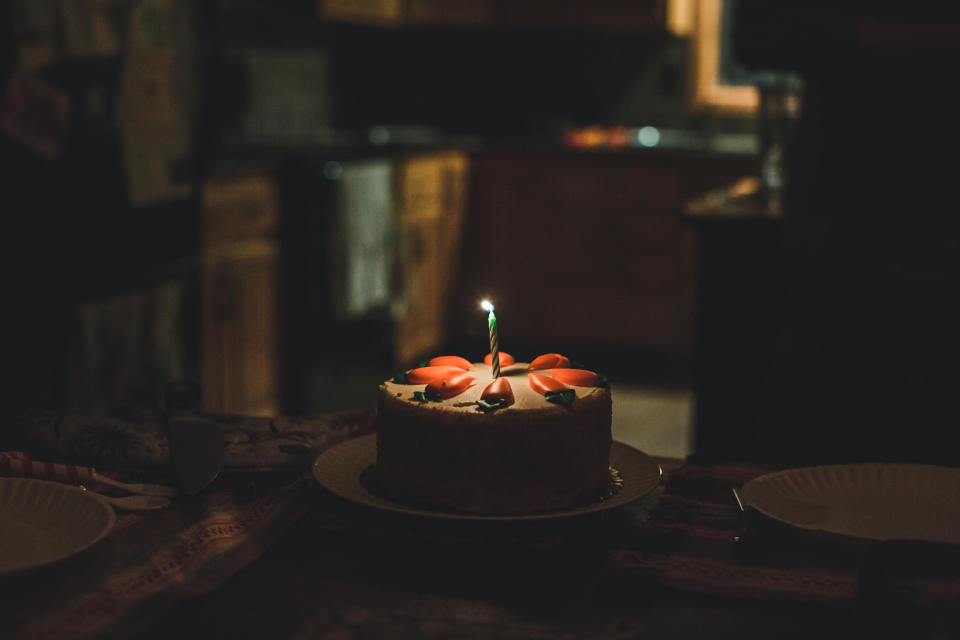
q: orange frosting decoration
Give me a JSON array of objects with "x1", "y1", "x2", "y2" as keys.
[
  {"x1": 480, "y1": 377, "x2": 514, "y2": 405},
  {"x1": 426, "y1": 372, "x2": 476, "y2": 399},
  {"x1": 428, "y1": 356, "x2": 473, "y2": 370},
  {"x1": 545, "y1": 368, "x2": 598, "y2": 387},
  {"x1": 407, "y1": 365, "x2": 468, "y2": 385},
  {"x1": 403, "y1": 354, "x2": 591, "y2": 402},
  {"x1": 483, "y1": 352, "x2": 515, "y2": 367},
  {"x1": 529, "y1": 353, "x2": 570, "y2": 370},
  {"x1": 528, "y1": 372, "x2": 567, "y2": 395}
]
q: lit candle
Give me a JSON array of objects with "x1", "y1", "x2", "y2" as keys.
[{"x1": 481, "y1": 300, "x2": 500, "y2": 378}]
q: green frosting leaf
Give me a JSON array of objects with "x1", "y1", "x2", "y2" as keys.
[
  {"x1": 417, "y1": 360, "x2": 430, "y2": 368},
  {"x1": 476, "y1": 398, "x2": 508, "y2": 413},
  {"x1": 413, "y1": 390, "x2": 443, "y2": 403},
  {"x1": 544, "y1": 389, "x2": 576, "y2": 407},
  {"x1": 392, "y1": 371, "x2": 410, "y2": 384}
]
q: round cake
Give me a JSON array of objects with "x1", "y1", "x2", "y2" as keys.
[{"x1": 375, "y1": 353, "x2": 612, "y2": 514}]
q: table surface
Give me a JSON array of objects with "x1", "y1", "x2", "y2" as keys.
[
  {"x1": 133, "y1": 458, "x2": 947, "y2": 640},
  {"x1": 139, "y1": 515, "x2": 854, "y2": 640},
  {"x1": 5, "y1": 409, "x2": 958, "y2": 639}
]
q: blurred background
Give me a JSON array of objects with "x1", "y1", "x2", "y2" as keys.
[{"x1": 2, "y1": 0, "x2": 958, "y2": 464}]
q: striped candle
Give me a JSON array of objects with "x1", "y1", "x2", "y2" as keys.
[{"x1": 481, "y1": 300, "x2": 500, "y2": 378}]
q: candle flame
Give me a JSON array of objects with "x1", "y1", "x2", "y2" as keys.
[{"x1": 480, "y1": 300, "x2": 494, "y2": 313}]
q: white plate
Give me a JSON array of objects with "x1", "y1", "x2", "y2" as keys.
[
  {"x1": 742, "y1": 463, "x2": 960, "y2": 544},
  {"x1": 0, "y1": 478, "x2": 116, "y2": 575},
  {"x1": 312, "y1": 435, "x2": 662, "y2": 522}
]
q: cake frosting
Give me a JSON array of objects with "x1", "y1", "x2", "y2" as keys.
[{"x1": 375, "y1": 353, "x2": 612, "y2": 514}]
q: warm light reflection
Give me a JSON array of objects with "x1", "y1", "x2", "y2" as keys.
[{"x1": 691, "y1": 0, "x2": 758, "y2": 114}]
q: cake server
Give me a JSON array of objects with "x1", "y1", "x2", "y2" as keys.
[{"x1": 165, "y1": 382, "x2": 225, "y2": 495}]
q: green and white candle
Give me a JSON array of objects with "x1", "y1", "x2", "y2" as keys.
[{"x1": 481, "y1": 300, "x2": 500, "y2": 378}]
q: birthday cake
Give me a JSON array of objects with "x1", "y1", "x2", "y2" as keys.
[{"x1": 375, "y1": 352, "x2": 612, "y2": 514}]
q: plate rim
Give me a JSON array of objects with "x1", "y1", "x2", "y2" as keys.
[
  {"x1": 741, "y1": 462, "x2": 960, "y2": 544},
  {"x1": 0, "y1": 477, "x2": 117, "y2": 576},
  {"x1": 312, "y1": 434, "x2": 662, "y2": 522}
]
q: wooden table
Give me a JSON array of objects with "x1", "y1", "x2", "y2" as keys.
[
  {"x1": 139, "y1": 487, "x2": 864, "y2": 639},
  {"x1": 6, "y1": 409, "x2": 956, "y2": 639},
  {"x1": 136, "y1": 453, "x2": 956, "y2": 640}
]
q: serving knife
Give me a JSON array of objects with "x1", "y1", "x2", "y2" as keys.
[
  {"x1": 80, "y1": 485, "x2": 172, "y2": 511},
  {"x1": 731, "y1": 487, "x2": 764, "y2": 544}
]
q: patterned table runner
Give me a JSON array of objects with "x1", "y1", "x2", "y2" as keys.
[{"x1": 7, "y1": 408, "x2": 376, "y2": 472}]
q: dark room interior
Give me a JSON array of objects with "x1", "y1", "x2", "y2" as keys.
[{"x1": 1, "y1": 1, "x2": 958, "y2": 638}]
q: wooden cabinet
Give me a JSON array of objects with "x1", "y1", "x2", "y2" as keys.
[
  {"x1": 458, "y1": 149, "x2": 754, "y2": 357},
  {"x1": 393, "y1": 151, "x2": 469, "y2": 366},
  {"x1": 201, "y1": 175, "x2": 280, "y2": 416},
  {"x1": 318, "y1": 0, "x2": 665, "y2": 29}
]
